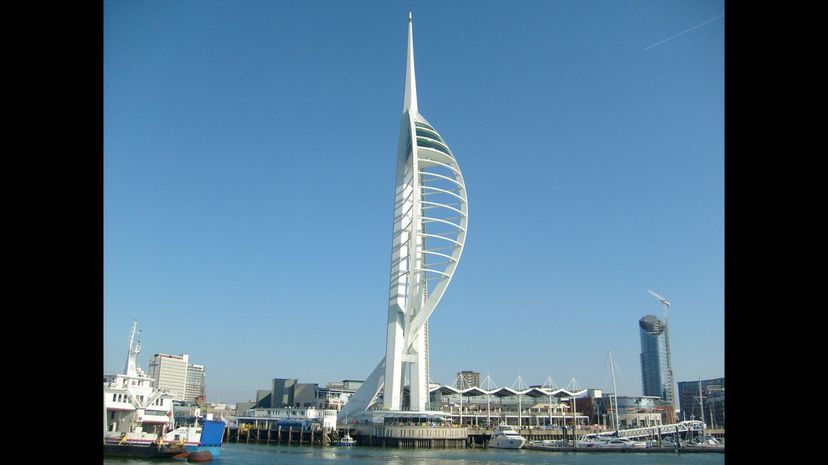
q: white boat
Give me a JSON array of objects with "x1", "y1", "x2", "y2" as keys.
[
  {"x1": 335, "y1": 433, "x2": 357, "y2": 446},
  {"x1": 577, "y1": 436, "x2": 648, "y2": 449},
  {"x1": 597, "y1": 438, "x2": 647, "y2": 449},
  {"x1": 104, "y1": 320, "x2": 178, "y2": 457},
  {"x1": 165, "y1": 416, "x2": 226, "y2": 456},
  {"x1": 488, "y1": 424, "x2": 527, "y2": 449},
  {"x1": 103, "y1": 320, "x2": 224, "y2": 457},
  {"x1": 688, "y1": 435, "x2": 724, "y2": 448},
  {"x1": 335, "y1": 412, "x2": 357, "y2": 446},
  {"x1": 525, "y1": 439, "x2": 566, "y2": 450},
  {"x1": 574, "y1": 352, "x2": 645, "y2": 449}
]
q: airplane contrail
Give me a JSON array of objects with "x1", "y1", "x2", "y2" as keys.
[{"x1": 642, "y1": 14, "x2": 723, "y2": 51}]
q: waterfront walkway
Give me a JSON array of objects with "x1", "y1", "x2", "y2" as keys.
[{"x1": 223, "y1": 422, "x2": 724, "y2": 451}]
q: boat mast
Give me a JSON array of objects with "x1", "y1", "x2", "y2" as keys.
[
  {"x1": 125, "y1": 319, "x2": 142, "y2": 377},
  {"x1": 608, "y1": 351, "x2": 620, "y2": 434}
]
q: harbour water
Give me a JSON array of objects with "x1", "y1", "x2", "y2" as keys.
[{"x1": 103, "y1": 442, "x2": 725, "y2": 465}]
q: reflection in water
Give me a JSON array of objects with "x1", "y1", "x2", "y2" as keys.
[{"x1": 104, "y1": 442, "x2": 725, "y2": 465}]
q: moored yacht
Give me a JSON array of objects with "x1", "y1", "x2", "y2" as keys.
[
  {"x1": 488, "y1": 424, "x2": 527, "y2": 449},
  {"x1": 577, "y1": 435, "x2": 648, "y2": 449}
]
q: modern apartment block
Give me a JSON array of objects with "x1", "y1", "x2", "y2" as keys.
[
  {"x1": 456, "y1": 371, "x2": 481, "y2": 388},
  {"x1": 148, "y1": 353, "x2": 206, "y2": 403},
  {"x1": 185, "y1": 364, "x2": 206, "y2": 403},
  {"x1": 678, "y1": 377, "x2": 725, "y2": 427}
]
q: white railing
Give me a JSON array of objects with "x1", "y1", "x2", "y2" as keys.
[{"x1": 585, "y1": 420, "x2": 705, "y2": 440}]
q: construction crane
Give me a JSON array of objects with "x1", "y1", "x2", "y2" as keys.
[{"x1": 648, "y1": 289, "x2": 679, "y2": 418}]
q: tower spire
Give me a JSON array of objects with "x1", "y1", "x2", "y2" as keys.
[{"x1": 403, "y1": 12, "x2": 418, "y2": 112}]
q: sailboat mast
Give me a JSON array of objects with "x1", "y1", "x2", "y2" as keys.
[{"x1": 608, "y1": 351, "x2": 621, "y2": 434}]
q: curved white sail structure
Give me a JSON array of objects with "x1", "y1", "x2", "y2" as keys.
[{"x1": 339, "y1": 13, "x2": 467, "y2": 421}]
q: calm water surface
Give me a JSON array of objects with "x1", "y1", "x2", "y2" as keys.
[{"x1": 104, "y1": 443, "x2": 725, "y2": 465}]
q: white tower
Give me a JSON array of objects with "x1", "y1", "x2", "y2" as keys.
[{"x1": 340, "y1": 13, "x2": 468, "y2": 420}]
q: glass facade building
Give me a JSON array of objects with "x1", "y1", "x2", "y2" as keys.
[
  {"x1": 678, "y1": 377, "x2": 725, "y2": 427},
  {"x1": 639, "y1": 315, "x2": 673, "y2": 406}
]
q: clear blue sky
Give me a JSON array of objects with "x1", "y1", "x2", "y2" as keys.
[{"x1": 104, "y1": 0, "x2": 724, "y2": 405}]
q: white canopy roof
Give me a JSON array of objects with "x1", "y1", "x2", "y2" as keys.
[{"x1": 428, "y1": 384, "x2": 588, "y2": 399}]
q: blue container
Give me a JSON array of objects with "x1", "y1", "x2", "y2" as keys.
[{"x1": 185, "y1": 419, "x2": 224, "y2": 457}]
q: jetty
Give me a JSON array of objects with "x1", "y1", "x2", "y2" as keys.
[{"x1": 222, "y1": 420, "x2": 723, "y2": 451}]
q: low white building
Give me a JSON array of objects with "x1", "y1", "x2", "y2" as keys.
[{"x1": 237, "y1": 407, "x2": 338, "y2": 431}]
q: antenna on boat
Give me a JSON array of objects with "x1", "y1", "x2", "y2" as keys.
[{"x1": 125, "y1": 319, "x2": 142, "y2": 377}]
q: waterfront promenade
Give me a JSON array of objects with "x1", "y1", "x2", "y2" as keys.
[{"x1": 223, "y1": 423, "x2": 724, "y2": 452}]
